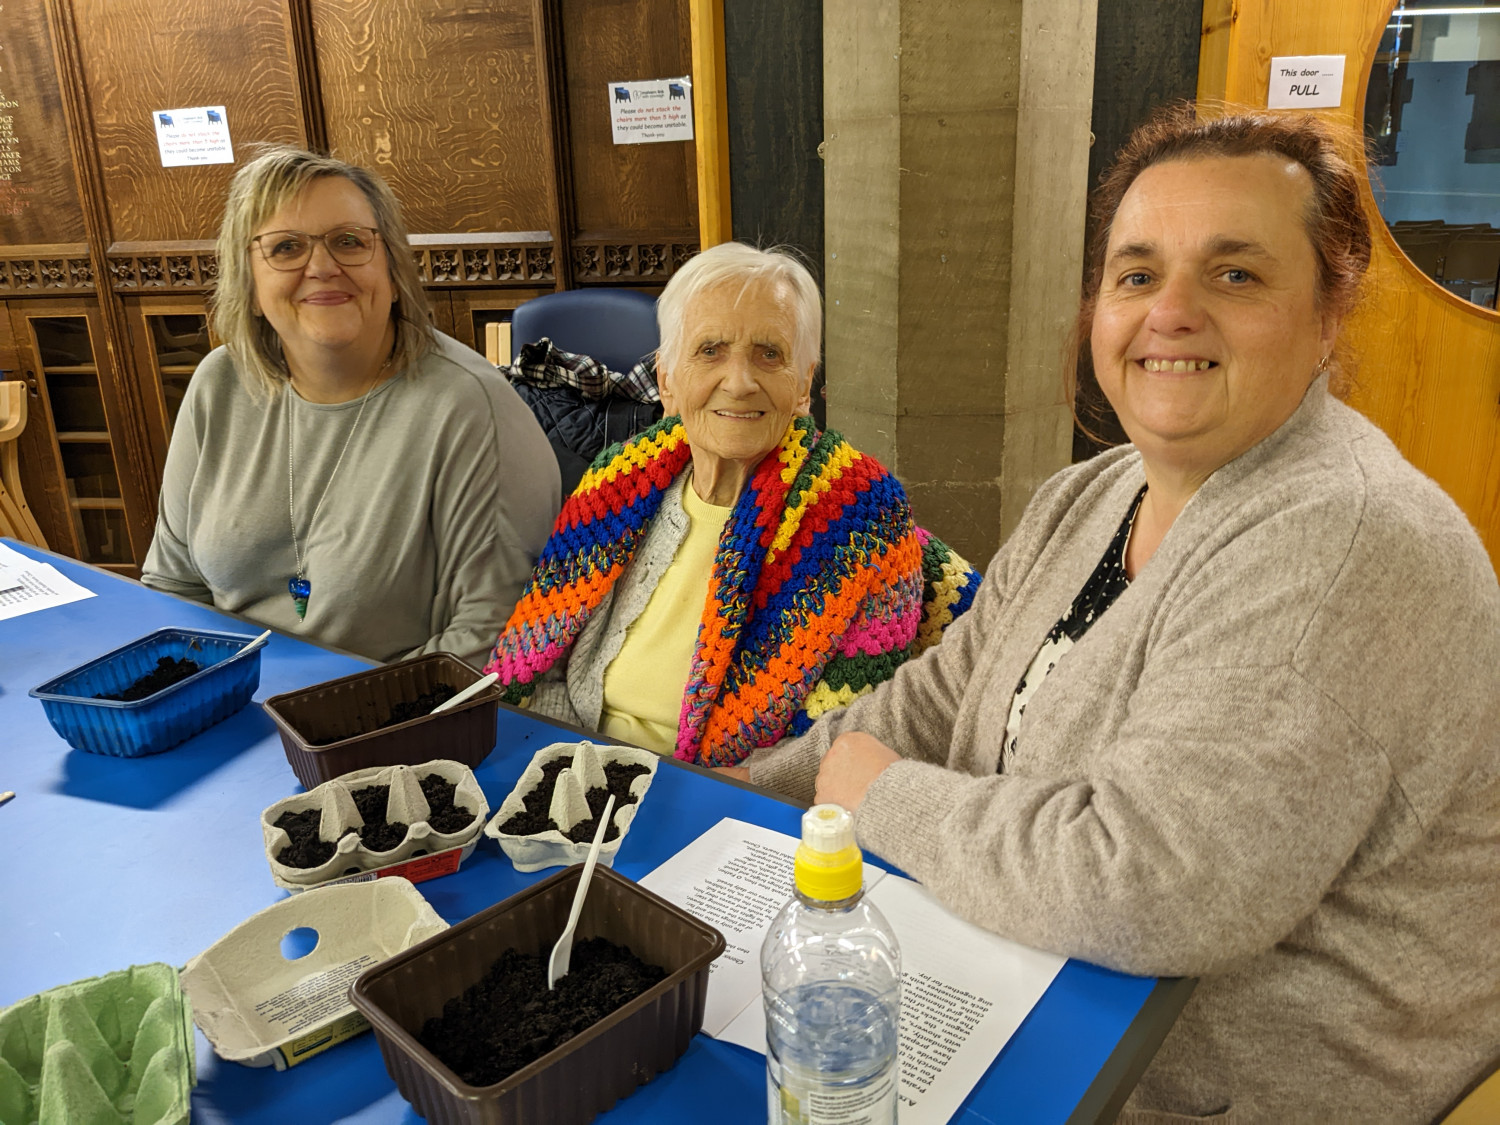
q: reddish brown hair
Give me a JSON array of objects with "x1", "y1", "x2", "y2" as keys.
[{"x1": 1069, "y1": 104, "x2": 1373, "y2": 437}]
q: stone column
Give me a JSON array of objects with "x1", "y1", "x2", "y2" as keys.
[{"x1": 822, "y1": 0, "x2": 1098, "y2": 564}]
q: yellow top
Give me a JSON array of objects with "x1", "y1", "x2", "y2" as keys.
[{"x1": 599, "y1": 475, "x2": 733, "y2": 755}]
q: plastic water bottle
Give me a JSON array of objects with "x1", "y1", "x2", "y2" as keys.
[{"x1": 762, "y1": 804, "x2": 901, "y2": 1125}]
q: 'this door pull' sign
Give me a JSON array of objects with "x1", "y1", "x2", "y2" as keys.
[{"x1": 1267, "y1": 56, "x2": 1345, "y2": 110}]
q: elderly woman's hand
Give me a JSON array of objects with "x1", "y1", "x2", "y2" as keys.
[
  {"x1": 814, "y1": 732, "x2": 901, "y2": 812},
  {"x1": 715, "y1": 764, "x2": 752, "y2": 782}
]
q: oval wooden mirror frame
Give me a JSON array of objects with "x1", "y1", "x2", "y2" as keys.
[{"x1": 1355, "y1": 1, "x2": 1500, "y2": 323}]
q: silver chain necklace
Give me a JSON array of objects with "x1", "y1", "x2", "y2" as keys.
[{"x1": 285, "y1": 361, "x2": 388, "y2": 619}]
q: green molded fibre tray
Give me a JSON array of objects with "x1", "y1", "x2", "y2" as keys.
[{"x1": 0, "y1": 962, "x2": 195, "y2": 1125}]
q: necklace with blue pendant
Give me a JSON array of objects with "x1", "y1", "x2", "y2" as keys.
[
  {"x1": 285, "y1": 363, "x2": 383, "y2": 620},
  {"x1": 287, "y1": 575, "x2": 312, "y2": 619}
]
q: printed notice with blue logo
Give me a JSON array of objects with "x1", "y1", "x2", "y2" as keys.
[
  {"x1": 607, "y1": 78, "x2": 694, "y2": 145},
  {"x1": 153, "y1": 106, "x2": 234, "y2": 168}
]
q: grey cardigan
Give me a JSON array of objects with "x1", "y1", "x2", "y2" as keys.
[
  {"x1": 749, "y1": 383, "x2": 1500, "y2": 1122},
  {"x1": 528, "y1": 475, "x2": 694, "y2": 730}
]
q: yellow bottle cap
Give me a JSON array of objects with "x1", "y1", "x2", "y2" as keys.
[{"x1": 794, "y1": 804, "x2": 864, "y2": 902}]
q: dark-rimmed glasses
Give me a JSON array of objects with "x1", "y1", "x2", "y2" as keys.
[{"x1": 251, "y1": 226, "x2": 382, "y2": 271}]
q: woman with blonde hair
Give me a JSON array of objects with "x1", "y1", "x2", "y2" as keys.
[{"x1": 143, "y1": 147, "x2": 558, "y2": 664}]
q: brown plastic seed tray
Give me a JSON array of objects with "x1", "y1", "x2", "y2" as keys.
[
  {"x1": 262, "y1": 653, "x2": 501, "y2": 789},
  {"x1": 349, "y1": 864, "x2": 726, "y2": 1125}
]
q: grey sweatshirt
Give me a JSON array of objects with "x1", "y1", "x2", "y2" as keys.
[
  {"x1": 142, "y1": 332, "x2": 560, "y2": 666},
  {"x1": 749, "y1": 383, "x2": 1500, "y2": 1123}
]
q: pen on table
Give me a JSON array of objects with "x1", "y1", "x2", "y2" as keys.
[{"x1": 0, "y1": 791, "x2": 14, "y2": 809}]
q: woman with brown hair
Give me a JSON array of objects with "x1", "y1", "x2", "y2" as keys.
[
  {"x1": 142, "y1": 147, "x2": 558, "y2": 664},
  {"x1": 741, "y1": 108, "x2": 1500, "y2": 1121}
]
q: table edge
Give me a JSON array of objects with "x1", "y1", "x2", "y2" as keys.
[{"x1": 1065, "y1": 975, "x2": 1198, "y2": 1124}]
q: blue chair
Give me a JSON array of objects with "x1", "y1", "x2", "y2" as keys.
[{"x1": 509, "y1": 288, "x2": 660, "y2": 373}]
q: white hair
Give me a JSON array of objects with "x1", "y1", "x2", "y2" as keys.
[{"x1": 656, "y1": 242, "x2": 822, "y2": 376}]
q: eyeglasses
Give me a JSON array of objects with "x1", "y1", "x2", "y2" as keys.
[{"x1": 250, "y1": 226, "x2": 382, "y2": 271}]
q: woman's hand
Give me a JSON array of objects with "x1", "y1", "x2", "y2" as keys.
[
  {"x1": 716, "y1": 764, "x2": 752, "y2": 782},
  {"x1": 814, "y1": 733, "x2": 901, "y2": 812}
]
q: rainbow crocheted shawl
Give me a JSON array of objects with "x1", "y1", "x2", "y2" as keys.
[{"x1": 486, "y1": 414, "x2": 978, "y2": 766}]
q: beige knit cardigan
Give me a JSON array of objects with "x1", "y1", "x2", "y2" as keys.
[{"x1": 749, "y1": 382, "x2": 1500, "y2": 1123}]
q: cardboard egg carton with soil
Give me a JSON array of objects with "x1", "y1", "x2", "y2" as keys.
[
  {"x1": 485, "y1": 741, "x2": 658, "y2": 872},
  {"x1": 261, "y1": 760, "x2": 488, "y2": 891}
]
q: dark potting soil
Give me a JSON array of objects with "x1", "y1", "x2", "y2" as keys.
[
  {"x1": 273, "y1": 807, "x2": 338, "y2": 868},
  {"x1": 95, "y1": 656, "x2": 201, "y2": 702},
  {"x1": 349, "y1": 783, "x2": 408, "y2": 852},
  {"x1": 274, "y1": 776, "x2": 480, "y2": 868},
  {"x1": 420, "y1": 772, "x2": 476, "y2": 835},
  {"x1": 306, "y1": 682, "x2": 468, "y2": 746},
  {"x1": 497, "y1": 757, "x2": 650, "y2": 843},
  {"x1": 376, "y1": 683, "x2": 458, "y2": 729},
  {"x1": 418, "y1": 937, "x2": 667, "y2": 1088}
]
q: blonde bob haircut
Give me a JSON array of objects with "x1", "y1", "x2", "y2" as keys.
[
  {"x1": 656, "y1": 242, "x2": 821, "y2": 379},
  {"x1": 211, "y1": 145, "x2": 433, "y2": 397}
]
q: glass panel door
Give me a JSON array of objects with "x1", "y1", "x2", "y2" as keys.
[{"x1": 1365, "y1": 3, "x2": 1500, "y2": 310}]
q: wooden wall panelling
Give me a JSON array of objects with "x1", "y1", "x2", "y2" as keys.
[
  {"x1": 449, "y1": 287, "x2": 553, "y2": 354},
  {"x1": 288, "y1": 0, "x2": 330, "y2": 154},
  {"x1": 69, "y1": 0, "x2": 308, "y2": 244},
  {"x1": 427, "y1": 291, "x2": 457, "y2": 342},
  {"x1": 45, "y1": 0, "x2": 161, "y2": 564},
  {"x1": 311, "y1": 0, "x2": 557, "y2": 240},
  {"x1": 560, "y1": 0, "x2": 699, "y2": 283},
  {"x1": 1198, "y1": 0, "x2": 1500, "y2": 566},
  {"x1": 536, "y1": 0, "x2": 574, "y2": 289},
  {"x1": 0, "y1": 1, "x2": 86, "y2": 249},
  {"x1": 120, "y1": 295, "x2": 213, "y2": 467},
  {"x1": 409, "y1": 230, "x2": 556, "y2": 289},
  {"x1": 0, "y1": 2, "x2": 94, "y2": 301}
]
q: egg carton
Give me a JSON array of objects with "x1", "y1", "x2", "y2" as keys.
[
  {"x1": 181, "y1": 879, "x2": 448, "y2": 1069},
  {"x1": 261, "y1": 759, "x2": 489, "y2": 892},
  {"x1": 0, "y1": 962, "x2": 193, "y2": 1125},
  {"x1": 484, "y1": 740, "x2": 658, "y2": 873}
]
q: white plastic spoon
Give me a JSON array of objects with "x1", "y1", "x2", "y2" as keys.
[
  {"x1": 547, "y1": 793, "x2": 616, "y2": 990},
  {"x1": 237, "y1": 629, "x2": 272, "y2": 657},
  {"x1": 431, "y1": 672, "x2": 499, "y2": 715}
]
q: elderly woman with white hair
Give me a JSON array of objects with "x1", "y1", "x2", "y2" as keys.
[{"x1": 486, "y1": 242, "x2": 979, "y2": 766}]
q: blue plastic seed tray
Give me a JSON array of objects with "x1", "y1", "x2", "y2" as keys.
[{"x1": 29, "y1": 626, "x2": 263, "y2": 757}]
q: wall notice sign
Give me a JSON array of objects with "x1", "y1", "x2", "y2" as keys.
[
  {"x1": 153, "y1": 106, "x2": 234, "y2": 167},
  {"x1": 607, "y1": 77, "x2": 693, "y2": 145},
  {"x1": 1267, "y1": 56, "x2": 1345, "y2": 109}
]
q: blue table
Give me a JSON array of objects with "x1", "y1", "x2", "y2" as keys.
[{"x1": 0, "y1": 541, "x2": 1191, "y2": 1124}]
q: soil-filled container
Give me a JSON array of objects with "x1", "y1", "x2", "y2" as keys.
[
  {"x1": 262, "y1": 653, "x2": 500, "y2": 789},
  {"x1": 262, "y1": 760, "x2": 489, "y2": 891},
  {"x1": 29, "y1": 627, "x2": 263, "y2": 757},
  {"x1": 0, "y1": 962, "x2": 195, "y2": 1125},
  {"x1": 180, "y1": 878, "x2": 448, "y2": 1070},
  {"x1": 484, "y1": 741, "x2": 658, "y2": 873},
  {"x1": 349, "y1": 865, "x2": 725, "y2": 1125}
]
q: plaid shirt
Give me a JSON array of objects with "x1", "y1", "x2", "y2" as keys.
[{"x1": 502, "y1": 338, "x2": 659, "y2": 404}]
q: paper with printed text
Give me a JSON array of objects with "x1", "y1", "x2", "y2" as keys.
[{"x1": 641, "y1": 817, "x2": 1066, "y2": 1125}]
